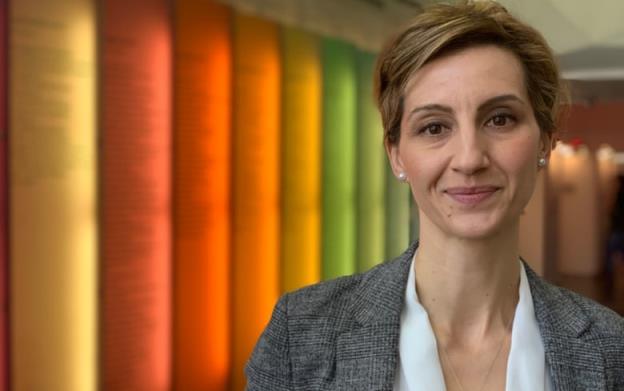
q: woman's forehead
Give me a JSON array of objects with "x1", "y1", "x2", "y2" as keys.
[{"x1": 403, "y1": 45, "x2": 529, "y2": 110}]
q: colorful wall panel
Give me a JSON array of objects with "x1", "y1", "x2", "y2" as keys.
[
  {"x1": 100, "y1": 0, "x2": 171, "y2": 389},
  {"x1": 231, "y1": 13, "x2": 281, "y2": 391},
  {"x1": 0, "y1": 1, "x2": 7, "y2": 389},
  {"x1": 321, "y1": 39, "x2": 357, "y2": 279},
  {"x1": 280, "y1": 27, "x2": 321, "y2": 293},
  {"x1": 172, "y1": 1, "x2": 231, "y2": 390},
  {"x1": 385, "y1": 163, "x2": 411, "y2": 259},
  {"x1": 409, "y1": 196, "x2": 420, "y2": 242},
  {"x1": 356, "y1": 51, "x2": 385, "y2": 271},
  {"x1": 9, "y1": 0, "x2": 98, "y2": 390}
]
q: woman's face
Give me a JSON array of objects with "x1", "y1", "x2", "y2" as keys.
[{"x1": 387, "y1": 44, "x2": 549, "y2": 240}]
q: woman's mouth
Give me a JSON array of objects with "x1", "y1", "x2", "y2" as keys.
[{"x1": 444, "y1": 186, "x2": 500, "y2": 206}]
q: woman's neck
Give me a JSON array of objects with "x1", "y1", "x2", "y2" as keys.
[{"x1": 414, "y1": 215, "x2": 520, "y2": 346}]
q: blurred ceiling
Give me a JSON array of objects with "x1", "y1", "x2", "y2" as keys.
[
  {"x1": 219, "y1": 0, "x2": 624, "y2": 102},
  {"x1": 498, "y1": 0, "x2": 624, "y2": 102},
  {"x1": 218, "y1": 0, "x2": 422, "y2": 51}
]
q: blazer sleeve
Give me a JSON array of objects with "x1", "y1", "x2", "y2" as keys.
[{"x1": 245, "y1": 295, "x2": 292, "y2": 391}]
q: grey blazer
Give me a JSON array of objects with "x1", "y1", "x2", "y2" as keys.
[{"x1": 246, "y1": 243, "x2": 624, "y2": 390}]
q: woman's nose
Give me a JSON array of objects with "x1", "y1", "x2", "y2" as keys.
[{"x1": 450, "y1": 128, "x2": 490, "y2": 175}]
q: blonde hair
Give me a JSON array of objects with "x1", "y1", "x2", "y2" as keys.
[{"x1": 375, "y1": 0, "x2": 567, "y2": 145}]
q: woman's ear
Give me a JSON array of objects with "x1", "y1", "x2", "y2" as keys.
[
  {"x1": 385, "y1": 139, "x2": 406, "y2": 180},
  {"x1": 540, "y1": 132, "x2": 557, "y2": 159}
]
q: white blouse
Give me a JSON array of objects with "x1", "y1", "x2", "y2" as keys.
[{"x1": 394, "y1": 258, "x2": 553, "y2": 391}]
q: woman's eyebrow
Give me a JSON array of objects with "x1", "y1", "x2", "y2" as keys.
[
  {"x1": 408, "y1": 94, "x2": 526, "y2": 120},
  {"x1": 478, "y1": 94, "x2": 526, "y2": 113},
  {"x1": 407, "y1": 103, "x2": 453, "y2": 119}
]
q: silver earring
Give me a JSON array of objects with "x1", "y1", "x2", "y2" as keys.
[
  {"x1": 538, "y1": 157, "x2": 547, "y2": 167},
  {"x1": 397, "y1": 172, "x2": 407, "y2": 182}
]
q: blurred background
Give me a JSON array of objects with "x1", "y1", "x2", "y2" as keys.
[{"x1": 2, "y1": 0, "x2": 624, "y2": 390}]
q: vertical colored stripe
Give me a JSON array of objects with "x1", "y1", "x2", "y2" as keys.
[
  {"x1": 231, "y1": 13, "x2": 281, "y2": 391},
  {"x1": 280, "y1": 27, "x2": 321, "y2": 293},
  {"x1": 9, "y1": 0, "x2": 98, "y2": 389},
  {"x1": 172, "y1": 1, "x2": 231, "y2": 390},
  {"x1": 100, "y1": 0, "x2": 171, "y2": 389},
  {"x1": 0, "y1": 1, "x2": 7, "y2": 389},
  {"x1": 385, "y1": 162, "x2": 410, "y2": 259},
  {"x1": 322, "y1": 39, "x2": 357, "y2": 280},
  {"x1": 409, "y1": 196, "x2": 420, "y2": 242},
  {"x1": 356, "y1": 51, "x2": 385, "y2": 271}
]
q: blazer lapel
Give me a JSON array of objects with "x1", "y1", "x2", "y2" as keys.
[
  {"x1": 543, "y1": 336, "x2": 607, "y2": 390},
  {"x1": 525, "y1": 264, "x2": 608, "y2": 390},
  {"x1": 328, "y1": 248, "x2": 609, "y2": 390},
  {"x1": 329, "y1": 243, "x2": 415, "y2": 391},
  {"x1": 334, "y1": 323, "x2": 401, "y2": 390}
]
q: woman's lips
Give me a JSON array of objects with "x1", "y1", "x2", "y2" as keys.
[{"x1": 444, "y1": 186, "x2": 500, "y2": 206}]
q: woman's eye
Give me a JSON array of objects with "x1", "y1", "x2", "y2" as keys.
[
  {"x1": 486, "y1": 114, "x2": 515, "y2": 128},
  {"x1": 419, "y1": 123, "x2": 445, "y2": 136}
]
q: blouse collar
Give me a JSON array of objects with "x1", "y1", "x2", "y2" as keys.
[{"x1": 394, "y1": 256, "x2": 552, "y2": 390}]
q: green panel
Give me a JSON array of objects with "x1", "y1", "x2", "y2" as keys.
[
  {"x1": 410, "y1": 194, "x2": 420, "y2": 243},
  {"x1": 385, "y1": 161, "x2": 411, "y2": 259},
  {"x1": 356, "y1": 50, "x2": 386, "y2": 272},
  {"x1": 322, "y1": 39, "x2": 357, "y2": 279}
]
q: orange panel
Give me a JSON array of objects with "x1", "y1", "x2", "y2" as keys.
[
  {"x1": 100, "y1": 0, "x2": 171, "y2": 389},
  {"x1": 0, "y1": 1, "x2": 7, "y2": 390},
  {"x1": 231, "y1": 13, "x2": 281, "y2": 391},
  {"x1": 172, "y1": 1, "x2": 231, "y2": 390}
]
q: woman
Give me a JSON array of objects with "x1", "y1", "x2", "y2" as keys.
[{"x1": 246, "y1": 1, "x2": 624, "y2": 390}]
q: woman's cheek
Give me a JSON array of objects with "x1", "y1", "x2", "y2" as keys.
[{"x1": 502, "y1": 134, "x2": 539, "y2": 174}]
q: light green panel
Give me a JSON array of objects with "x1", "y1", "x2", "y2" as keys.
[
  {"x1": 321, "y1": 38, "x2": 357, "y2": 280},
  {"x1": 410, "y1": 194, "x2": 420, "y2": 243},
  {"x1": 385, "y1": 161, "x2": 411, "y2": 259},
  {"x1": 356, "y1": 50, "x2": 386, "y2": 272}
]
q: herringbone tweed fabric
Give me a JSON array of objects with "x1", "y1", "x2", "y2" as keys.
[{"x1": 246, "y1": 242, "x2": 624, "y2": 390}]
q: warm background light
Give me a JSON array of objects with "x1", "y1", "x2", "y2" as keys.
[
  {"x1": 10, "y1": 0, "x2": 97, "y2": 390},
  {"x1": 173, "y1": 1, "x2": 232, "y2": 390},
  {"x1": 100, "y1": 0, "x2": 172, "y2": 389},
  {"x1": 280, "y1": 27, "x2": 322, "y2": 293},
  {"x1": 231, "y1": 13, "x2": 281, "y2": 391},
  {"x1": 0, "y1": 1, "x2": 7, "y2": 390}
]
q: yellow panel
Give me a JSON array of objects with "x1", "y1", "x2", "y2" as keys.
[
  {"x1": 280, "y1": 27, "x2": 321, "y2": 293},
  {"x1": 9, "y1": 0, "x2": 97, "y2": 390}
]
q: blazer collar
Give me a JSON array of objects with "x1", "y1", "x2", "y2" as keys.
[
  {"x1": 335, "y1": 244, "x2": 607, "y2": 391},
  {"x1": 349, "y1": 241, "x2": 416, "y2": 326},
  {"x1": 524, "y1": 263, "x2": 592, "y2": 337},
  {"x1": 330, "y1": 242, "x2": 416, "y2": 391}
]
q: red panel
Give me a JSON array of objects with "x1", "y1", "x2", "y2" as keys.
[
  {"x1": 100, "y1": 0, "x2": 171, "y2": 389},
  {"x1": 563, "y1": 102, "x2": 624, "y2": 150}
]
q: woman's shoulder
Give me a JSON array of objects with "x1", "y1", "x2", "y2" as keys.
[
  {"x1": 556, "y1": 284, "x2": 624, "y2": 336},
  {"x1": 246, "y1": 253, "x2": 413, "y2": 389},
  {"x1": 526, "y1": 267, "x2": 624, "y2": 338},
  {"x1": 282, "y1": 254, "x2": 411, "y2": 320}
]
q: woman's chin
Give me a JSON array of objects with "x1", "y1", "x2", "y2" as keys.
[{"x1": 440, "y1": 214, "x2": 511, "y2": 240}]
